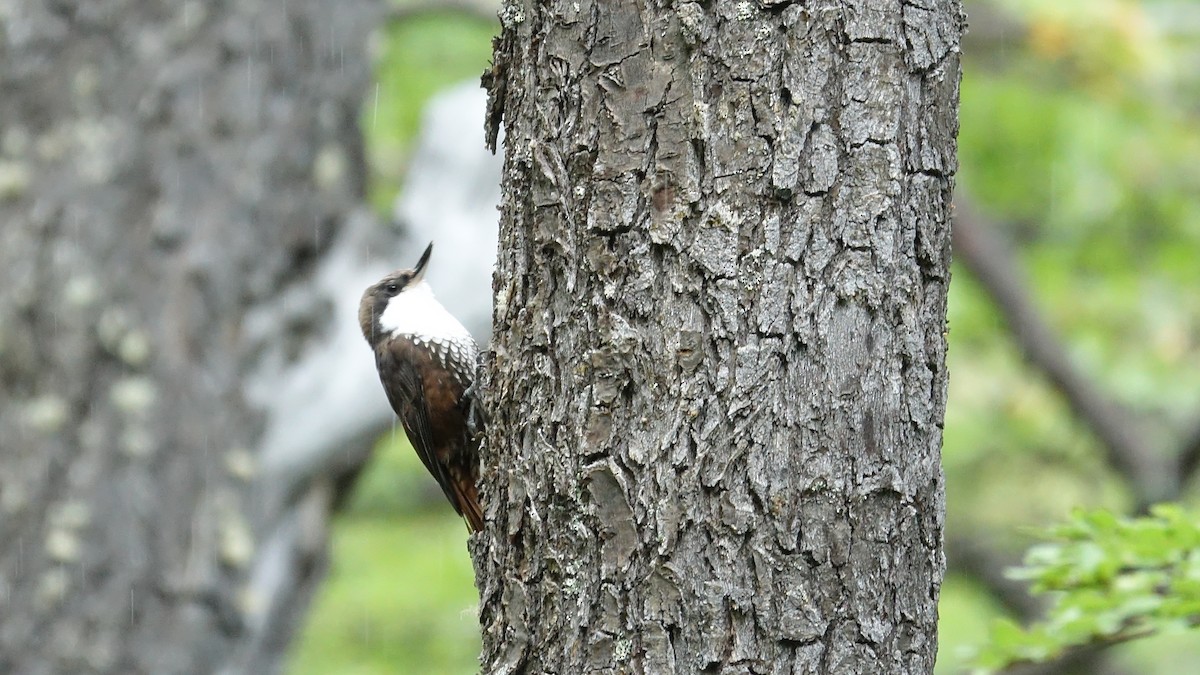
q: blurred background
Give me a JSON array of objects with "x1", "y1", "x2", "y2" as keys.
[{"x1": 286, "y1": 0, "x2": 1200, "y2": 673}]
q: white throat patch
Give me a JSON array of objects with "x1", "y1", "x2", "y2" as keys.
[{"x1": 379, "y1": 281, "x2": 475, "y2": 346}]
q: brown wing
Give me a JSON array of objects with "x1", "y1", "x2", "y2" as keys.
[{"x1": 375, "y1": 339, "x2": 483, "y2": 532}]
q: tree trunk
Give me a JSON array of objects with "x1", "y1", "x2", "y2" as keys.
[
  {"x1": 476, "y1": 1, "x2": 962, "y2": 673},
  {"x1": 0, "y1": 1, "x2": 382, "y2": 672}
]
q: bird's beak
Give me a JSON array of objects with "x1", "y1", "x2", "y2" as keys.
[{"x1": 412, "y1": 242, "x2": 433, "y2": 284}]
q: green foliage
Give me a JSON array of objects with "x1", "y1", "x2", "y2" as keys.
[
  {"x1": 948, "y1": 4, "x2": 1200, "y2": 507},
  {"x1": 291, "y1": 435, "x2": 479, "y2": 675},
  {"x1": 940, "y1": 4, "x2": 1200, "y2": 672},
  {"x1": 969, "y1": 506, "x2": 1200, "y2": 672},
  {"x1": 290, "y1": 513, "x2": 478, "y2": 675},
  {"x1": 345, "y1": 428, "x2": 457, "y2": 517},
  {"x1": 363, "y1": 11, "x2": 498, "y2": 212},
  {"x1": 939, "y1": 576, "x2": 1010, "y2": 666}
]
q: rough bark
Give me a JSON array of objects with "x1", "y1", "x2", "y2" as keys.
[
  {"x1": 0, "y1": 1, "x2": 382, "y2": 672},
  {"x1": 475, "y1": 1, "x2": 962, "y2": 673}
]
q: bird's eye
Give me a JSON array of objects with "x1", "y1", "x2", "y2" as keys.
[{"x1": 384, "y1": 282, "x2": 399, "y2": 294}]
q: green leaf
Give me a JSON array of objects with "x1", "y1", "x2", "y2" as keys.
[{"x1": 969, "y1": 506, "x2": 1200, "y2": 671}]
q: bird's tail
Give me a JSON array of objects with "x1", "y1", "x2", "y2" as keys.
[{"x1": 455, "y1": 479, "x2": 485, "y2": 533}]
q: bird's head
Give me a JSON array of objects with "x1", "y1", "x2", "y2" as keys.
[{"x1": 359, "y1": 242, "x2": 434, "y2": 347}]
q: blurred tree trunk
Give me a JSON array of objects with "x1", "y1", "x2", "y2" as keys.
[
  {"x1": 476, "y1": 1, "x2": 961, "y2": 673},
  {"x1": 0, "y1": 1, "x2": 382, "y2": 673}
]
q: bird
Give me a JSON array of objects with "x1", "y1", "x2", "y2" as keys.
[{"x1": 358, "y1": 242, "x2": 484, "y2": 532}]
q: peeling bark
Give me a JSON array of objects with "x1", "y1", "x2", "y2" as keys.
[
  {"x1": 0, "y1": 1, "x2": 382, "y2": 672},
  {"x1": 476, "y1": 1, "x2": 962, "y2": 673}
]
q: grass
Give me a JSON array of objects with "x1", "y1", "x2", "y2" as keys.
[
  {"x1": 290, "y1": 433, "x2": 480, "y2": 674},
  {"x1": 290, "y1": 512, "x2": 479, "y2": 675}
]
